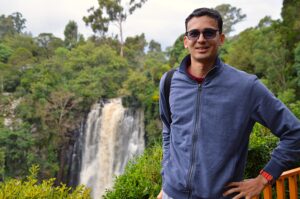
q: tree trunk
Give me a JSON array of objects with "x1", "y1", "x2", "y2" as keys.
[
  {"x1": 119, "y1": 18, "x2": 124, "y2": 57},
  {"x1": 56, "y1": 144, "x2": 67, "y2": 184}
]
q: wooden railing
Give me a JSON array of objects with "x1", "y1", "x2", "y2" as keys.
[{"x1": 252, "y1": 167, "x2": 300, "y2": 199}]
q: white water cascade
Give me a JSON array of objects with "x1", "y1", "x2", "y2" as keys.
[{"x1": 79, "y1": 98, "x2": 145, "y2": 198}]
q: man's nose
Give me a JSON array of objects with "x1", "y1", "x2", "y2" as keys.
[{"x1": 197, "y1": 33, "x2": 206, "y2": 42}]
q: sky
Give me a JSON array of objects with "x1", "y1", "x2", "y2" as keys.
[{"x1": 0, "y1": 0, "x2": 283, "y2": 50}]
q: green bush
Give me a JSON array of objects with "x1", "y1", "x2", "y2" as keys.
[
  {"x1": 103, "y1": 143, "x2": 162, "y2": 199},
  {"x1": 0, "y1": 165, "x2": 91, "y2": 199},
  {"x1": 245, "y1": 123, "x2": 278, "y2": 178}
]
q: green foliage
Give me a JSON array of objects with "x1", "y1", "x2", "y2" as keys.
[
  {"x1": 281, "y1": 0, "x2": 300, "y2": 51},
  {"x1": 83, "y1": 0, "x2": 147, "y2": 35},
  {"x1": 120, "y1": 70, "x2": 150, "y2": 107},
  {"x1": 10, "y1": 12, "x2": 26, "y2": 34},
  {"x1": 0, "y1": 43, "x2": 13, "y2": 63},
  {"x1": 3, "y1": 34, "x2": 39, "y2": 58},
  {"x1": 294, "y1": 42, "x2": 300, "y2": 87},
  {"x1": 83, "y1": 0, "x2": 148, "y2": 56},
  {"x1": 167, "y1": 34, "x2": 186, "y2": 67},
  {"x1": 64, "y1": 21, "x2": 79, "y2": 49},
  {"x1": 0, "y1": 124, "x2": 36, "y2": 178},
  {"x1": 0, "y1": 15, "x2": 16, "y2": 38},
  {"x1": 278, "y1": 89, "x2": 300, "y2": 119},
  {"x1": 214, "y1": 4, "x2": 246, "y2": 35},
  {"x1": 35, "y1": 33, "x2": 64, "y2": 59},
  {"x1": 0, "y1": 148, "x2": 4, "y2": 180},
  {"x1": 225, "y1": 20, "x2": 297, "y2": 94},
  {"x1": 8, "y1": 47, "x2": 35, "y2": 66},
  {"x1": 123, "y1": 33, "x2": 147, "y2": 67},
  {"x1": 0, "y1": 165, "x2": 91, "y2": 199},
  {"x1": 245, "y1": 124, "x2": 278, "y2": 178},
  {"x1": 103, "y1": 144, "x2": 162, "y2": 199}
]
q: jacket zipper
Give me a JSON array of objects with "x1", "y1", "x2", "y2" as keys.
[{"x1": 187, "y1": 83, "x2": 202, "y2": 199}]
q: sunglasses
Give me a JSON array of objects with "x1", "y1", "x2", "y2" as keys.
[{"x1": 185, "y1": 28, "x2": 219, "y2": 41}]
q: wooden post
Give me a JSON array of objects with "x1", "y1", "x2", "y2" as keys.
[
  {"x1": 288, "y1": 175, "x2": 298, "y2": 199},
  {"x1": 263, "y1": 185, "x2": 272, "y2": 199},
  {"x1": 276, "y1": 179, "x2": 286, "y2": 199}
]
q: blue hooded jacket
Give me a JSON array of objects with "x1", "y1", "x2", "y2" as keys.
[{"x1": 159, "y1": 55, "x2": 300, "y2": 199}]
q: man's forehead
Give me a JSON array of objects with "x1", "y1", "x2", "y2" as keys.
[{"x1": 187, "y1": 16, "x2": 218, "y2": 29}]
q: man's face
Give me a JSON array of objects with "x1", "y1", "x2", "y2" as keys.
[{"x1": 184, "y1": 16, "x2": 225, "y2": 65}]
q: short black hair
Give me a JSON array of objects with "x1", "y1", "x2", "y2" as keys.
[{"x1": 185, "y1": 8, "x2": 223, "y2": 33}]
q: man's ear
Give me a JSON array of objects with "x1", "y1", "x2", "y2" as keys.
[
  {"x1": 219, "y1": 33, "x2": 225, "y2": 45},
  {"x1": 183, "y1": 36, "x2": 188, "y2": 48}
]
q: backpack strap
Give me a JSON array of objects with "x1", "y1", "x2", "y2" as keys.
[{"x1": 164, "y1": 69, "x2": 176, "y2": 123}]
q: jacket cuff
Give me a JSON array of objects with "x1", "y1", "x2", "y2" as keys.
[{"x1": 263, "y1": 159, "x2": 285, "y2": 180}]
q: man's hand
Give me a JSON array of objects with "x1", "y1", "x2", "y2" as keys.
[
  {"x1": 223, "y1": 175, "x2": 268, "y2": 199},
  {"x1": 157, "y1": 189, "x2": 163, "y2": 199}
]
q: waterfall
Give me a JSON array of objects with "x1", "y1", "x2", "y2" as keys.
[{"x1": 79, "y1": 98, "x2": 145, "y2": 198}]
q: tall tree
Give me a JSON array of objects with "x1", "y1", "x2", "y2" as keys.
[
  {"x1": 123, "y1": 33, "x2": 147, "y2": 67},
  {"x1": 83, "y1": 0, "x2": 147, "y2": 56},
  {"x1": 0, "y1": 15, "x2": 15, "y2": 38},
  {"x1": 35, "y1": 33, "x2": 64, "y2": 59},
  {"x1": 64, "y1": 20, "x2": 78, "y2": 49},
  {"x1": 0, "y1": 12, "x2": 26, "y2": 38},
  {"x1": 281, "y1": 0, "x2": 300, "y2": 62},
  {"x1": 215, "y1": 4, "x2": 246, "y2": 35},
  {"x1": 148, "y1": 40, "x2": 162, "y2": 52},
  {"x1": 11, "y1": 12, "x2": 26, "y2": 34}
]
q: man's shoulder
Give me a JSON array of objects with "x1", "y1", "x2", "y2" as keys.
[{"x1": 222, "y1": 63, "x2": 257, "y2": 81}]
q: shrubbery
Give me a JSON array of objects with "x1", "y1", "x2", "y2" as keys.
[
  {"x1": 245, "y1": 123, "x2": 278, "y2": 178},
  {"x1": 103, "y1": 143, "x2": 162, "y2": 199},
  {"x1": 0, "y1": 165, "x2": 91, "y2": 199}
]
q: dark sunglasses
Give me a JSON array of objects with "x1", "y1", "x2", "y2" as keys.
[{"x1": 185, "y1": 28, "x2": 219, "y2": 41}]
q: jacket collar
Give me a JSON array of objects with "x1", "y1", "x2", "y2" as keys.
[{"x1": 178, "y1": 54, "x2": 223, "y2": 83}]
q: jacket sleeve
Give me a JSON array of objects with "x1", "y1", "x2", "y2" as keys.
[
  {"x1": 159, "y1": 73, "x2": 171, "y2": 180},
  {"x1": 250, "y1": 78, "x2": 300, "y2": 179}
]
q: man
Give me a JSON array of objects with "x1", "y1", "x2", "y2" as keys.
[{"x1": 157, "y1": 8, "x2": 300, "y2": 199}]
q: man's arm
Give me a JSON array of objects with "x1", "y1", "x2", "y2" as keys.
[
  {"x1": 250, "y1": 79, "x2": 300, "y2": 179},
  {"x1": 158, "y1": 73, "x2": 172, "y2": 190},
  {"x1": 225, "y1": 78, "x2": 300, "y2": 198}
]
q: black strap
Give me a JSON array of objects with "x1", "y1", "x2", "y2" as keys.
[{"x1": 164, "y1": 69, "x2": 176, "y2": 123}]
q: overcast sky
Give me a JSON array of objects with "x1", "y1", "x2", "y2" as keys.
[{"x1": 0, "y1": 0, "x2": 283, "y2": 49}]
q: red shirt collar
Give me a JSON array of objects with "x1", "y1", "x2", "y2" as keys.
[{"x1": 186, "y1": 66, "x2": 204, "y2": 84}]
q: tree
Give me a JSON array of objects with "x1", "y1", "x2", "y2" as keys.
[
  {"x1": 167, "y1": 34, "x2": 187, "y2": 67},
  {"x1": 123, "y1": 33, "x2": 147, "y2": 67},
  {"x1": 281, "y1": 0, "x2": 300, "y2": 49},
  {"x1": 215, "y1": 4, "x2": 246, "y2": 36},
  {"x1": 64, "y1": 20, "x2": 79, "y2": 49},
  {"x1": 148, "y1": 40, "x2": 162, "y2": 52},
  {"x1": 294, "y1": 42, "x2": 300, "y2": 88},
  {"x1": 83, "y1": 0, "x2": 147, "y2": 56},
  {"x1": 39, "y1": 89, "x2": 81, "y2": 183},
  {"x1": 0, "y1": 43, "x2": 13, "y2": 63},
  {"x1": 8, "y1": 47, "x2": 35, "y2": 67},
  {"x1": 0, "y1": 124, "x2": 35, "y2": 178},
  {"x1": 3, "y1": 34, "x2": 39, "y2": 58},
  {"x1": 0, "y1": 15, "x2": 15, "y2": 38},
  {"x1": 0, "y1": 12, "x2": 26, "y2": 38},
  {"x1": 224, "y1": 28, "x2": 258, "y2": 74},
  {"x1": 11, "y1": 12, "x2": 26, "y2": 34},
  {"x1": 35, "y1": 33, "x2": 64, "y2": 58}
]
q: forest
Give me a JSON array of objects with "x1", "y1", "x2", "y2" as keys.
[{"x1": 0, "y1": 0, "x2": 300, "y2": 198}]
